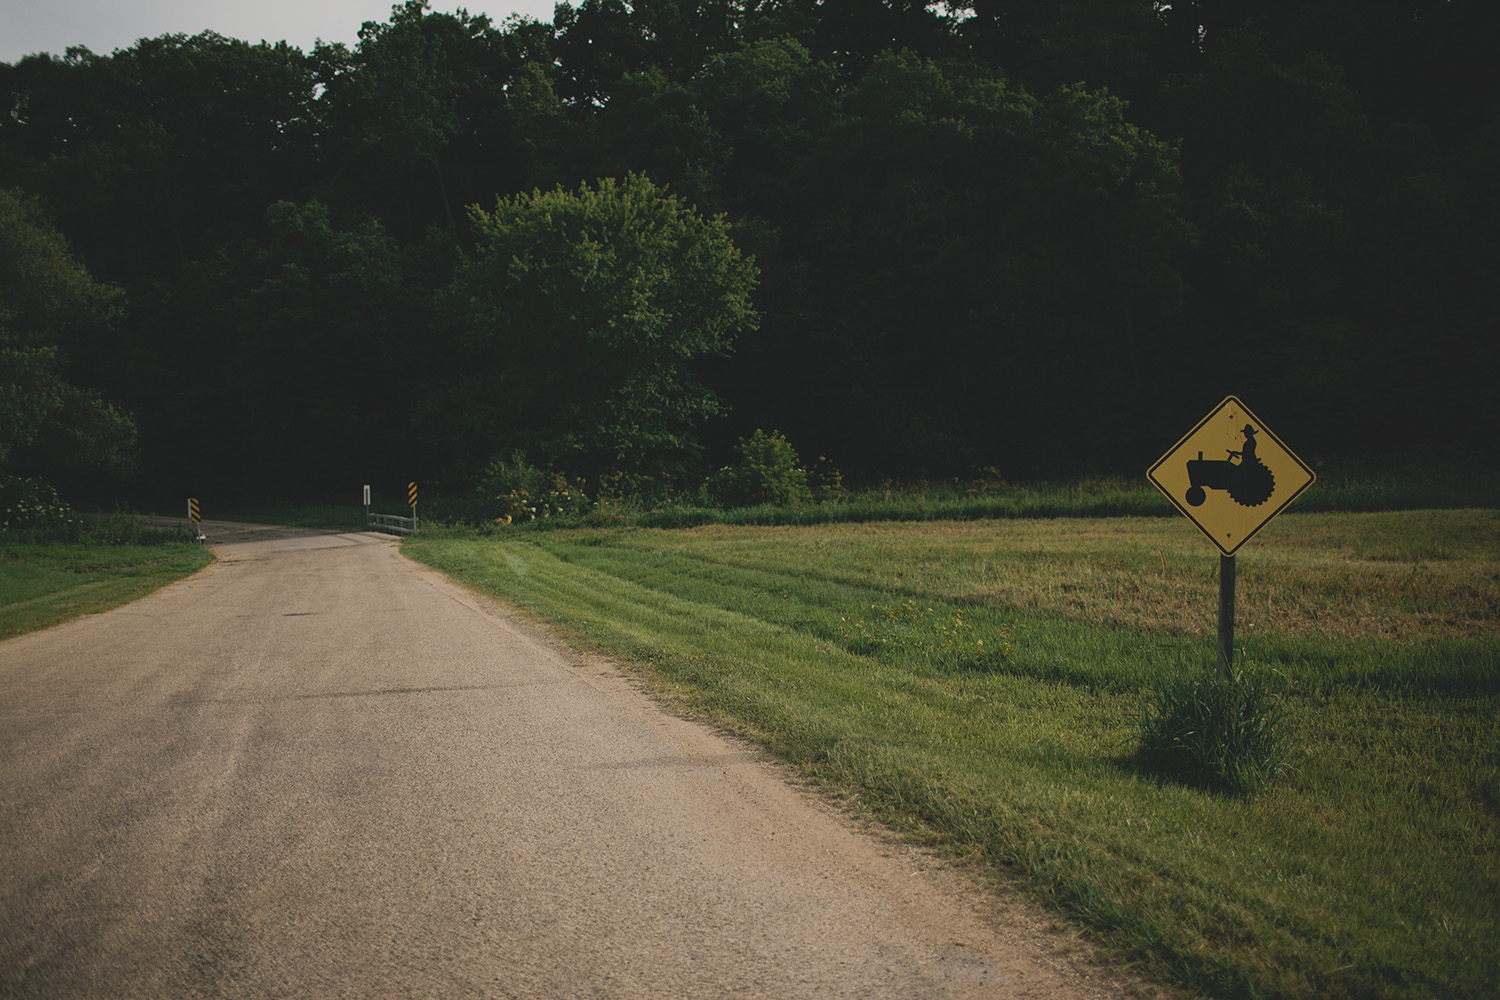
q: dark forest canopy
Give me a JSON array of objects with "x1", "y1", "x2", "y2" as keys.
[{"x1": 1, "y1": 0, "x2": 1495, "y2": 502}]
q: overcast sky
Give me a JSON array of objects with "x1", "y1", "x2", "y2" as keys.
[{"x1": 0, "y1": 0, "x2": 560, "y2": 64}]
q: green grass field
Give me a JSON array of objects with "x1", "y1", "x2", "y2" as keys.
[
  {"x1": 405, "y1": 509, "x2": 1500, "y2": 1000},
  {"x1": 0, "y1": 537, "x2": 214, "y2": 640}
]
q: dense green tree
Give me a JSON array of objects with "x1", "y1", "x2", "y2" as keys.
[
  {"x1": 751, "y1": 0, "x2": 960, "y2": 70},
  {"x1": 1143, "y1": 8, "x2": 1500, "y2": 459},
  {"x1": 314, "y1": 1, "x2": 578, "y2": 238},
  {"x1": 438, "y1": 174, "x2": 757, "y2": 482},
  {"x1": 1, "y1": 0, "x2": 1493, "y2": 493},
  {"x1": 583, "y1": 66, "x2": 727, "y2": 210},
  {"x1": 131, "y1": 200, "x2": 446, "y2": 496},
  {"x1": 708, "y1": 50, "x2": 1191, "y2": 475},
  {"x1": 314, "y1": 1, "x2": 505, "y2": 234},
  {"x1": 691, "y1": 36, "x2": 840, "y2": 214},
  {"x1": 553, "y1": 0, "x2": 743, "y2": 103},
  {"x1": 0, "y1": 33, "x2": 318, "y2": 283},
  {"x1": 0, "y1": 189, "x2": 135, "y2": 489},
  {"x1": 956, "y1": 0, "x2": 1182, "y2": 99}
]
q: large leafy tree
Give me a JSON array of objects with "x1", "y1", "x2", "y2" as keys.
[
  {"x1": 439, "y1": 174, "x2": 758, "y2": 482},
  {"x1": 0, "y1": 189, "x2": 135, "y2": 487}
]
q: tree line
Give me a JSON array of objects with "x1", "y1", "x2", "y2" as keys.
[{"x1": 2, "y1": 0, "x2": 1495, "y2": 505}]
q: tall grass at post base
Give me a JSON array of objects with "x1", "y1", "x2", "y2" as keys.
[{"x1": 1136, "y1": 663, "x2": 1289, "y2": 795}]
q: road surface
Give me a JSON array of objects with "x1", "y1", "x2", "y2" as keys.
[{"x1": 1, "y1": 522, "x2": 1140, "y2": 998}]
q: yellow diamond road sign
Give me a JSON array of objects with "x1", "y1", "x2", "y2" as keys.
[{"x1": 1148, "y1": 396, "x2": 1315, "y2": 556}]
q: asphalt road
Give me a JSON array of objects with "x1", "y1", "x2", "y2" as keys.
[{"x1": 1, "y1": 522, "x2": 1132, "y2": 999}]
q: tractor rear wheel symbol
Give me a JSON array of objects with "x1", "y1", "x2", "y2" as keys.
[{"x1": 1184, "y1": 423, "x2": 1276, "y2": 508}]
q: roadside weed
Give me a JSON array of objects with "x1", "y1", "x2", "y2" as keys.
[{"x1": 1136, "y1": 665, "x2": 1288, "y2": 794}]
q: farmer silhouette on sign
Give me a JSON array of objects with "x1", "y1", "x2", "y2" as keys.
[
  {"x1": 1184, "y1": 422, "x2": 1276, "y2": 508},
  {"x1": 1227, "y1": 423, "x2": 1260, "y2": 465}
]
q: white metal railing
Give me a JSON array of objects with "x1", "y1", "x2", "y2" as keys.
[{"x1": 367, "y1": 511, "x2": 417, "y2": 535}]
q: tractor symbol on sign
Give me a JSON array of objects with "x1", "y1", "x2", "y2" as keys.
[{"x1": 1184, "y1": 423, "x2": 1276, "y2": 508}]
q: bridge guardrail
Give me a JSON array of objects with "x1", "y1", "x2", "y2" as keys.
[{"x1": 367, "y1": 512, "x2": 416, "y2": 535}]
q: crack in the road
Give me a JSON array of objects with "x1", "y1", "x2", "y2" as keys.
[{"x1": 284, "y1": 684, "x2": 509, "y2": 700}]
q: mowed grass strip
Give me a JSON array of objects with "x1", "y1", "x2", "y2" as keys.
[
  {"x1": 404, "y1": 509, "x2": 1499, "y2": 1000},
  {"x1": 0, "y1": 541, "x2": 214, "y2": 640}
]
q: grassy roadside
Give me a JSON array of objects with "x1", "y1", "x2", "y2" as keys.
[
  {"x1": 404, "y1": 509, "x2": 1500, "y2": 1000},
  {"x1": 418, "y1": 470, "x2": 1500, "y2": 531},
  {"x1": 1, "y1": 537, "x2": 214, "y2": 640}
]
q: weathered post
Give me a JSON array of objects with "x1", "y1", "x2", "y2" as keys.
[{"x1": 1217, "y1": 554, "x2": 1235, "y2": 678}]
